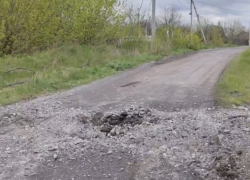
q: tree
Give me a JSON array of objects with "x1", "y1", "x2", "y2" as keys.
[
  {"x1": 0, "y1": 0, "x2": 121, "y2": 55},
  {"x1": 161, "y1": 6, "x2": 182, "y2": 37},
  {"x1": 221, "y1": 19, "x2": 246, "y2": 44}
]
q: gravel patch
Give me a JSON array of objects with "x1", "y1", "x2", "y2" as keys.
[{"x1": 1, "y1": 103, "x2": 250, "y2": 180}]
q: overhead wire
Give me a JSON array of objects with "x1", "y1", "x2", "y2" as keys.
[
  {"x1": 177, "y1": 0, "x2": 189, "y2": 9},
  {"x1": 178, "y1": 0, "x2": 248, "y2": 16},
  {"x1": 195, "y1": 0, "x2": 250, "y2": 14}
]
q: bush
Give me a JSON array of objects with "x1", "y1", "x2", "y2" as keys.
[
  {"x1": 186, "y1": 34, "x2": 202, "y2": 50},
  {"x1": 0, "y1": 0, "x2": 121, "y2": 55},
  {"x1": 212, "y1": 27, "x2": 224, "y2": 47}
]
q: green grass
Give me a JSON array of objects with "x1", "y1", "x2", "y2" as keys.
[
  {"x1": 216, "y1": 48, "x2": 250, "y2": 106},
  {"x1": 0, "y1": 43, "x2": 194, "y2": 106}
]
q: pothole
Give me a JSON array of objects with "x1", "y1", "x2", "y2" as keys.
[{"x1": 120, "y1": 81, "x2": 140, "y2": 88}]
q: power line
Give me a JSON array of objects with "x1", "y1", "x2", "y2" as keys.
[
  {"x1": 195, "y1": 0, "x2": 250, "y2": 13},
  {"x1": 177, "y1": 0, "x2": 226, "y2": 15},
  {"x1": 177, "y1": 0, "x2": 188, "y2": 9},
  {"x1": 180, "y1": 0, "x2": 248, "y2": 16}
]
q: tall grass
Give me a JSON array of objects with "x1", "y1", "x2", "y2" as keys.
[
  {"x1": 216, "y1": 48, "x2": 250, "y2": 106},
  {"x1": 0, "y1": 42, "x2": 194, "y2": 105}
]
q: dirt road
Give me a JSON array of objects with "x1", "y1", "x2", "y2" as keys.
[
  {"x1": 1, "y1": 47, "x2": 250, "y2": 180},
  {"x1": 56, "y1": 47, "x2": 247, "y2": 111}
]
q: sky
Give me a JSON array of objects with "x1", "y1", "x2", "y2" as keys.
[{"x1": 126, "y1": 0, "x2": 250, "y2": 26}]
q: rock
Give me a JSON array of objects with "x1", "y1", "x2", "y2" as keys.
[
  {"x1": 209, "y1": 135, "x2": 221, "y2": 146},
  {"x1": 79, "y1": 116, "x2": 89, "y2": 124},
  {"x1": 46, "y1": 145, "x2": 58, "y2": 152},
  {"x1": 110, "y1": 128, "x2": 117, "y2": 136},
  {"x1": 110, "y1": 115, "x2": 121, "y2": 121},
  {"x1": 129, "y1": 106, "x2": 135, "y2": 111},
  {"x1": 228, "y1": 115, "x2": 248, "y2": 119},
  {"x1": 100, "y1": 126, "x2": 112, "y2": 133},
  {"x1": 223, "y1": 130, "x2": 231, "y2": 134},
  {"x1": 3, "y1": 113, "x2": 12, "y2": 118},
  {"x1": 120, "y1": 168, "x2": 125, "y2": 171},
  {"x1": 101, "y1": 115, "x2": 110, "y2": 123},
  {"x1": 53, "y1": 154, "x2": 58, "y2": 160},
  {"x1": 218, "y1": 134, "x2": 224, "y2": 141},
  {"x1": 236, "y1": 150, "x2": 243, "y2": 156},
  {"x1": 110, "y1": 126, "x2": 122, "y2": 136},
  {"x1": 109, "y1": 120, "x2": 122, "y2": 126},
  {"x1": 120, "y1": 111, "x2": 128, "y2": 117},
  {"x1": 73, "y1": 139, "x2": 84, "y2": 145},
  {"x1": 91, "y1": 112, "x2": 104, "y2": 126},
  {"x1": 243, "y1": 128, "x2": 250, "y2": 132},
  {"x1": 237, "y1": 106, "x2": 248, "y2": 111},
  {"x1": 149, "y1": 117, "x2": 158, "y2": 123},
  {"x1": 107, "y1": 150, "x2": 113, "y2": 155},
  {"x1": 114, "y1": 126, "x2": 122, "y2": 135}
]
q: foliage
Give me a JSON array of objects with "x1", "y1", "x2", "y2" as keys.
[
  {"x1": 0, "y1": 0, "x2": 121, "y2": 55},
  {"x1": 212, "y1": 27, "x2": 224, "y2": 47},
  {"x1": 0, "y1": 44, "x2": 193, "y2": 105},
  {"x1": 156, "y1": 26, "x2": 202, "y2": 51}
]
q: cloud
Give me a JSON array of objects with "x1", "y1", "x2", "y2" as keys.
[{"x1": 125, "y1": 0, "x2": 250, "y2": 26}]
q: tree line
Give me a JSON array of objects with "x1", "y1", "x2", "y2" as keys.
[
  {"x1": 0, "y1": 1, "x2": 248, "y2": 56},
  {"x1": 0, "y1": 0, "x2": 122, "y2": 55}
]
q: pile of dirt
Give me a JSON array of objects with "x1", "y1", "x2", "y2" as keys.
[{"x1": 83, "y1": 106, "x2": 158, "y2": 136}]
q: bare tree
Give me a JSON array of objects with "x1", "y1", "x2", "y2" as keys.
[
  {"x1": 161, "y1": 6, "x2": 182, "y2": 37},
  {"x1": 222, "y1": 19, "x2": 245, "y2": 37},
  {"x1": 219, "y1": 19, "x2": 246, "y2": 44},
  {"x1": 162, "y1": 6, "x2": 181, "y2": 27}
]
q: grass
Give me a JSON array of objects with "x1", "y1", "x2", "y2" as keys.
[
  {"x1": 216, "y1": 48, "x2": 250, "y2": 106},
  {"x1": 0, "y1": 42, "x2": 194, "y2": 106}
]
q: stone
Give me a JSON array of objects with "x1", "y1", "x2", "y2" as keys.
[
  {"x1": 109, "y1": 120, "x2": 122, "y2": 126},
  {"x1": 91, "y1": 112, "x2": 104, "y2": 126},
  {"x1": 79, "y1": 116, "x2": 89, "y2": 124},
  {"x1": 243, "y1": 128, "x2": 250, "y2": 132},
  {"x1": 110, "y1": 128, "x2": 117, "y2": 136},
  {"x1": 107, "y1": 150, "x2": 113, "y2": 155},
  {"x1": 74, "y1": 139, "x2": 84, "y2": 145},
  {"x1": 100, "y1": 126, "x2": 112, "y2": 133},
  {"x1": 120, "y1": 168, "x2": 125, "y2": 171},
  {"x1": 111, "y1": 115, "x2": 121, "y2": 121},
  {"x1": 120, "y1": 111, "x2": 128, "y2": 117},
  {"x1": 209, "y1": 135, "x2": 221, "y2": 146},
  {"x1": 53, "y1": 154, "x2": 58, "y2": 160},
  {"x1": 46, "y1": 145, "x2": 58, "y2": 152},
  {"x1": 115, "y1": 126, "x2": 122, "y2": 135}
]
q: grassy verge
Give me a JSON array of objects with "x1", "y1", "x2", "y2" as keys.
[
  {"x1": 0, "y1": 43, "x2": 194, "y2": 106},
  {"x1": 216, "y1": 48, "x2": 250, "y2": 106}
]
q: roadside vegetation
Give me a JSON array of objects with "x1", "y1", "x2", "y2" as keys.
[
  {"x1": 0, "y1": 1, "x2": 248, "y2": 105},
  {"x1": 216, "y1": 48, "x2": 250, "y2": 106}
]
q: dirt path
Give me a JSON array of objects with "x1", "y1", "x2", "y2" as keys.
[
  {"x1": 1, "y1": 47, "x2": 250, "y2": 180},
  {"x1": 54, "y1": 47, "x2": 247, "y2": 111}
]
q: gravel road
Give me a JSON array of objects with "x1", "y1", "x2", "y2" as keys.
[{"x1": 0, "y1": 47, "x2": 250, "y2": 180}]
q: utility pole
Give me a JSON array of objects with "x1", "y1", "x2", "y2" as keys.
[
  {"x1": 151, "y1": 0, "x2": 156, "y2": 51},
  {"x1": 138, "y1": 8, "x2": 140, "y2": 38},
  {"x1": 249, "y1": 23, "x2": 250, "y2": 46},
  {"x1": 192, "y1": 0, "x2": 207, "y2": 43},
  {"x1": 190, "y1": 0, "x2": 193, "y2": 41}
]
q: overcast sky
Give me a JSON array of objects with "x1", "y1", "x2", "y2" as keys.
[{"x1": 126, "y1": 0, "x2": 250, "y2": 26}]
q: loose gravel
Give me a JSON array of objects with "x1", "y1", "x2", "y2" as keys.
[{"x1": 1, "y1": 102, "x2": 250, "y2": 180}]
